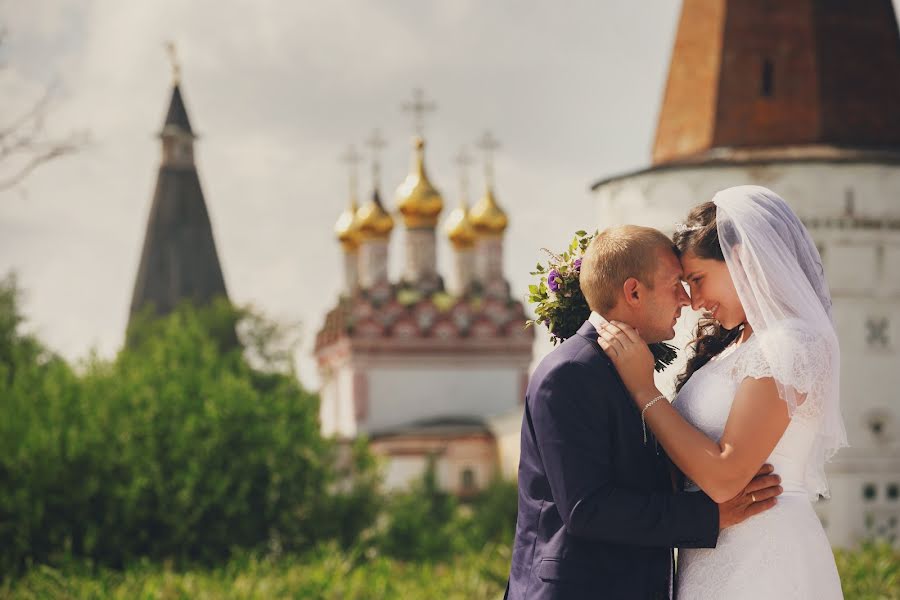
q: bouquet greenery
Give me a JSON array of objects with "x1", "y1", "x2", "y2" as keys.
[{"x1": 526, "y1": 230, "x2": 678, "y2": 372}]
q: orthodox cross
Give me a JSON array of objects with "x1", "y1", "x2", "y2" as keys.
[
  {"x1": 402, "y1": 88, "x2": 436, "y2": 138},
  {"x1": 477, "y1": 130, "x2": 500, "y2": 187},
  {"x1": 365, "y1": 129, "x2": 387, "y2": 190},
  {"x1": 340, "y1": 144, "x2": 362, "y2": 205},
  {"x1": 454, "y1": 147, "x2": 473, "y2": 204}
]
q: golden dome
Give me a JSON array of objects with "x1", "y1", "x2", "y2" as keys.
[
  {"x1": 469, "y1": 185, "x2": 508, "y2": 236},
  {"x1": 395, "y1": 137, "x2": 444, "y2": 228},
  {"x1": 356, "y1": 189, "x2": 394, "y2": 239},
  {"x1": 444, "y1": 200, "x2": 477, "y2": 249},
  {"x1": 335, "y1": 198, "x2": 363, "y2": 251}
]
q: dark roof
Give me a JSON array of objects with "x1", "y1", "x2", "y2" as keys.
[
  {"x1": 128, "y1": 165, "x2": 229, "y2": 322},
  {"x1": 164, "y1": 84, "x2": 194, "y2": 135},
  {"x1": 369, "y1": 416, "x2": 492, "y2": 440}
]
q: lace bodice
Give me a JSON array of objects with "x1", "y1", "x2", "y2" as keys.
[{"x1": 674, "y1": 328, "x2": 826, "y2": 498}]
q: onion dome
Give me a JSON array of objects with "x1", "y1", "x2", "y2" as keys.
[
  {"x1": 444, "y1": 200, "x2": 477, "y2": 249},
  {"x1": 395, "y1": 137, "x2": 444, "y2": 228},
  {"x1": 335, "y1": 198, "x2": 362, "y2": 251},
  {"x1": 356, "y1": 188, "x2": 394, "y2": 240},
  {"x1": 469, "y1": 185, "x2": 508, "y2": 236}
]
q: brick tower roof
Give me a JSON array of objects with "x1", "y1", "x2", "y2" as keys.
[{"x1": 652, "y1": 0, "x2": 900, "y2": 165}]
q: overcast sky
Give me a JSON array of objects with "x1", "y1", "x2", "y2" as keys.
[{"x1": 5, "y1": 2, "x2": 896, "y2": 388}]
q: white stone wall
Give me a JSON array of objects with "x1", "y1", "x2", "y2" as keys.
[
  {"x1": 382, "y1": 455, "x2": 428, "y2": 489},
  {"x1": 489, "y1": 407, "x2": 526, "y2": 480},
  {"x1": 364, "y1": 365, "x2": 522, "y2": 433},
  {"x1": 319, "y1": 364, "x2": 359, "y2": 438},
  {"x1": 592, "y1": 160, "x2": 900, "y2": 547}
]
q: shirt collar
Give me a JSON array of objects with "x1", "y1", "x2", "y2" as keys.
[{"x1": 588, "y1": 311, "x2": 609, "y2": 331}]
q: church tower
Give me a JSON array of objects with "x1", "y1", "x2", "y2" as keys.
[
  {"x1": 444, "y1": 148, "x2": 478, "y2": 297},
  {"x1": 653, "y1": 0, "x2": 900, "y2": 165},
  {"x1": 395, "y1": 90, "x2": 444, "y2": 294},
  {"x1": 128, "y1": 49, "x2": 229, "y2": 333},
  {"x1": 316, "y1": 93, "x2": 534, "y2": 495},
  {"x1": 334, "y1": 145, "x2": 363, "y2": 296},
  {"x1": 469, "y1": 131, "x2": 510, "y2": 299},
  {"x1": 592, "y1": 0, "x2": 900, "y2": 548},
  {"x1": 355, "y1": 130, "x2": 394, "y2": 296}
]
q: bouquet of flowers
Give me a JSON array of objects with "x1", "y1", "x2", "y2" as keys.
[{"x1": 526, "y1": 230, "x2": 678, "y2": 372}]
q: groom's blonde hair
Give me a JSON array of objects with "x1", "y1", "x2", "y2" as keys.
[{"x1": 579, "y1": 225, "x2": 674, "y2": 313}]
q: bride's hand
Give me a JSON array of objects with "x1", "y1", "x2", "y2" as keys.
[{"x1": 596, "y1": 320, "x2": 657, "y2": 403}]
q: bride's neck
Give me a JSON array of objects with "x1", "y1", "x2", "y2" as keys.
[{"x1": 737, "y1": 322, "x2": 754, "y2": 344}]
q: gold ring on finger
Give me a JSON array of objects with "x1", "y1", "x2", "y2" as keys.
[{"x1": 751, "y1": 493, "x2": 756, "y2": 502}]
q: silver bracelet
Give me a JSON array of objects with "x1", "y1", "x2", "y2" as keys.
[{"x1": 640, "y1": 394, "x2": 667, "y2": 444}]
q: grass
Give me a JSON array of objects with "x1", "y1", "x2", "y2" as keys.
[{"x1": 2, "y1": 542, "x2": 897, "y2": 600}]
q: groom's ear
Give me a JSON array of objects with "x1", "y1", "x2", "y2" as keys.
[{"x1": 622, "y1": 277, "x2": 641, "y2": 307}]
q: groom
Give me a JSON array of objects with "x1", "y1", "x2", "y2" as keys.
[{"x1": 505, "y1": 225, "x2": 782, "y2": 600}]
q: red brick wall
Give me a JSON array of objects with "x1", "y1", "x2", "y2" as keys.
[
  {"x1": 652, "y1": 0, "x2": 900, "y2": 165},
  {"x1": 712, "y1": 0, "x2": 820, "y2": 148}
]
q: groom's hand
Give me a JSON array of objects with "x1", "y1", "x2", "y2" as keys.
[{"x1": 717, "y1": 464, "x2": 782, "y2": 530}]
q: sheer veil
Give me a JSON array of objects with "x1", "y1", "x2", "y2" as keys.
[{"x1": 713, "y1": 185, "x2": 848, "y2": 500}]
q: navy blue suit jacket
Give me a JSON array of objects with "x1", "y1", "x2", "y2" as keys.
[{"x1": 505, "y1": 321, "x2": 719, "y2": 600}]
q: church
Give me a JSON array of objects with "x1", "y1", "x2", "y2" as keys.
[
  {"x1": 315, "y1": 95, "x2": 533, "y2": 495},
  {"x1": 591, "y1": 0, "x2": 900, "y2": 548}
]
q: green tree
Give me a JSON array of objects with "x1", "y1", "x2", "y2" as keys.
[{"x1": 0, "y1": 275, "x2": 379, "y2": 573}]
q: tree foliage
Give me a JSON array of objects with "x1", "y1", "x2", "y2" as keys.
[{"x1": 0, "y1": 274, "x2": 377, "y2": 573}]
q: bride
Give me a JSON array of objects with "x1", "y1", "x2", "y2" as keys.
[{"x1": 595, "y1": 185, "x2": 848, "y2": 598}]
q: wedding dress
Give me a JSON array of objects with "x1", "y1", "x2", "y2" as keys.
[
  {"x1": 673, "y1": 185, "x2": 847, "y2": 599},
  {"x1": 674, "y1": 323, "x2": 843, "y2": 598}
]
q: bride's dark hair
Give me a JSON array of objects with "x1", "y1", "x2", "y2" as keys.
[{"x1": 673, "y1": 201, "x2": 743, "y2": 393}]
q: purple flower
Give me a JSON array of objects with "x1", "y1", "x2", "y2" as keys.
[
  {"x1": 547, "y1": 269, "x2": 561, "y2": 292},
  {"x1": 573, "y1": 258, "x2": 582, "y2": 272}
]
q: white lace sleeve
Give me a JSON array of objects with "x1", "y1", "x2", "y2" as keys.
[
  {"x1": 727, "y1": 322, "x2": 842, "y2": 500},
  {"x1": 727, "y1": 323, "x2": 830, "y2": 420}
]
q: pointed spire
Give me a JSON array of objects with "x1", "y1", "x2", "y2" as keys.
[
  {"x1": 163, "y1": 85, "x2": 193, "y2": 135},
  {"x1": 129, "y1": 67, "x2": 228, "y2": 334}
]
